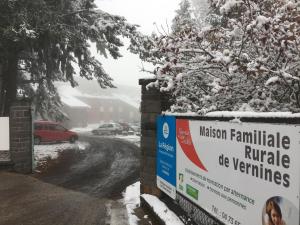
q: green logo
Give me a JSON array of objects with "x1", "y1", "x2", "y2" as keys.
[{"x1": 186, "y1": 184, "x2": 198, "y2": 200}]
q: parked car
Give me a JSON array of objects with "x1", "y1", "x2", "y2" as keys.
[
  {"x1": 34, "y1": 121, "x2": 78, "y2": 145},
  {"x1": 118, "y1": 122, "x2": 130, "y2": 132},
  {"x1": 129, "y1": 123, "x2": 141, "y2": 136},
  {"x1": 91, "y1": 123, "x2": 123, "y2": 135},
  {"x1": 117, "y1": 122, "x2": 134, "y2": 135}
]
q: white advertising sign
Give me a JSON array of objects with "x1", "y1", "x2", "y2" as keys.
[
  {"x1": 176, "y1": 119, "x2": 299, "y2": 225},
  {"x1": 0, "y1": 117, "x2": 9, "y2": 150}
]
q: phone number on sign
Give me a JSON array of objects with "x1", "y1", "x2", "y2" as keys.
[{"x1": 212, "y1": 205, "x2": 241, "y2": 225}]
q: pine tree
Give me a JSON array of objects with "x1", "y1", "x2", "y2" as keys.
[
  {"x1": 172, "y1": 0, "x2": 195, "y2": 34},
  {"x1": 0, "y1": 0, "x2": 139, "y2": 119},
  {"x1": 190, "y1": 0, "x2": 210, "y2": 26}
]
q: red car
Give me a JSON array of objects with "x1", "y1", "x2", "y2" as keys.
[{"x1": 34, "y1": 121, "x2": 78, "y2": 145}]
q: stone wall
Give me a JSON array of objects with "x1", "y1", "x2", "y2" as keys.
[
  {"x1": 9, "y1": 100, "x2": 33, "y2": 174},
  {"x1": 139, "y1": 78, "x2": 172, "y2": 196}
]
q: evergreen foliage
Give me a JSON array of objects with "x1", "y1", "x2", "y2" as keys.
[
  {"x1": 172, "y1": 0, "x2": 195, "y2": 34},
  {"x1": 0, "y1": 0, "x2": 139, "y2": 120}
]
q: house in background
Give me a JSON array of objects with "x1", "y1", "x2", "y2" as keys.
[
  {"x1": 60, "y1": 94, "x2": 91, "y2": 129},
  {"x1": 78, "y1": 95, "x2": 140, "y2": 125},
  {"x1": 56, "y1": 81, "x2": 140, "y2": 128}
]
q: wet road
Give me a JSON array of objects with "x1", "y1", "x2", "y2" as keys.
[
  {"x1": 29, "y1": 134, "x2": 141, "y2": 225},
  {"x1": 35, "y1": 134, "x2": 140, "y2": 198},
  {"x1": 0, "y1": 134, "x2": 153, "y2": 225}
]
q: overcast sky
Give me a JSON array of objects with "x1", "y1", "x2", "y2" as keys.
[{"x1": 93, "y1": 0, "x2": 182, "y2": 88}]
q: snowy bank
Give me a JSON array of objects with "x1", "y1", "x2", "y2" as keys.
[
  {"x1": 123, "y1": 182, "x2": 140, "y2": 225},
  {"x1": 123, "y1": 182, "x2": 184, "y2": 225},
  {"x1": 34, "y1": 141, "x2": 90, "y2": 167},
  {"x1": 141, "y1": 194, "x2": 184, "y2": 225}
]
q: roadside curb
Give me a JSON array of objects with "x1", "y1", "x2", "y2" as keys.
[
  {"x1": 140, "y1": 194, "x2": 198, "y2": 225},
  {"x1": 140, "y1": 195, "x2": 167, "y2": 225}
]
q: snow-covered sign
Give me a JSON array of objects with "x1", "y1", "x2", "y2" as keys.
[
  {"x1": 176, "y1": 119, "x2": 300, "y2": 225},
  {"x1": 0, "y1": 117, "x2": 9, "y2": 151}
]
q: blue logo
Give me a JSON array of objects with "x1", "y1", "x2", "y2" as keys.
[{"x1": 163, "y1": 122, "x2": 169, "y2": 139}]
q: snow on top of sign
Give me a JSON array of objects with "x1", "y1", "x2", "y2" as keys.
[
  {"x1": 141, "y1": 194, "x2": 184, "y2": 225},
  {"x1": 164, "y1": 111, "x2": 300, "y2": 118},
  {"x1": 205, "y1": 111, "x2": 300, "y2": 118},
  {"x1": 164, "y1": 111, "x2": 199, "y2": 117}
]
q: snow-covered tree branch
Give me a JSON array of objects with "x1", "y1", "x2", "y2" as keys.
[{"x1": 137, "y1": 0, "x2": 300, "y2": 114}]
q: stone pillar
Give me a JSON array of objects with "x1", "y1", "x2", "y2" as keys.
[
  {"x1": 139, "y1": 78, "x2": 172, "y2": 197},
  {"x1": 9, "y1": 100, "x2": 33, "y2": 174}
]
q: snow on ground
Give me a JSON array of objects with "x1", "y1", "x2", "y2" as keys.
[
  {"x1": 123, "y1": 182, "x2": 184, "y2": 225},
  {"x1": 71, "y1": 123, "x2": 101, "y2": 133},
  {"x1": 71, "y1": 124, "x2": 141, "y2": 147},
  {"x1": 141, "y1": 194, "x2": 184, "y2": 225},
  {"x1": 34, "y1": 141, "x2": 90, "y2": 164},
  {"x1": 116, "y1": 135, "x2": 140, "y2": 147},
  {"x1": 123, "y1": 182, "x2": 140, "y2": 225}
]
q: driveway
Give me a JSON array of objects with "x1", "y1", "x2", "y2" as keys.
[
  {"x1": 0, "y1": 172, "x2": 107, "y2": 225},
  {"x1": 0, "y1": 135, "x2": 141, "y2": 225}
]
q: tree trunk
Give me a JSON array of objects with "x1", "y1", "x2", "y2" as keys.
[{"x1": 3, "y1": 52, "x2": 18, "y2": 116}]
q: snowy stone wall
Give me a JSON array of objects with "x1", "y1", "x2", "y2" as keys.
[{"x1": 9, "y1": 100, "x2": 33, "y2": 174}]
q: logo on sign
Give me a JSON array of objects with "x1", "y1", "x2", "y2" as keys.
[{"x1": 163, "y1": 122, "x2": 169, "y2": 139}]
